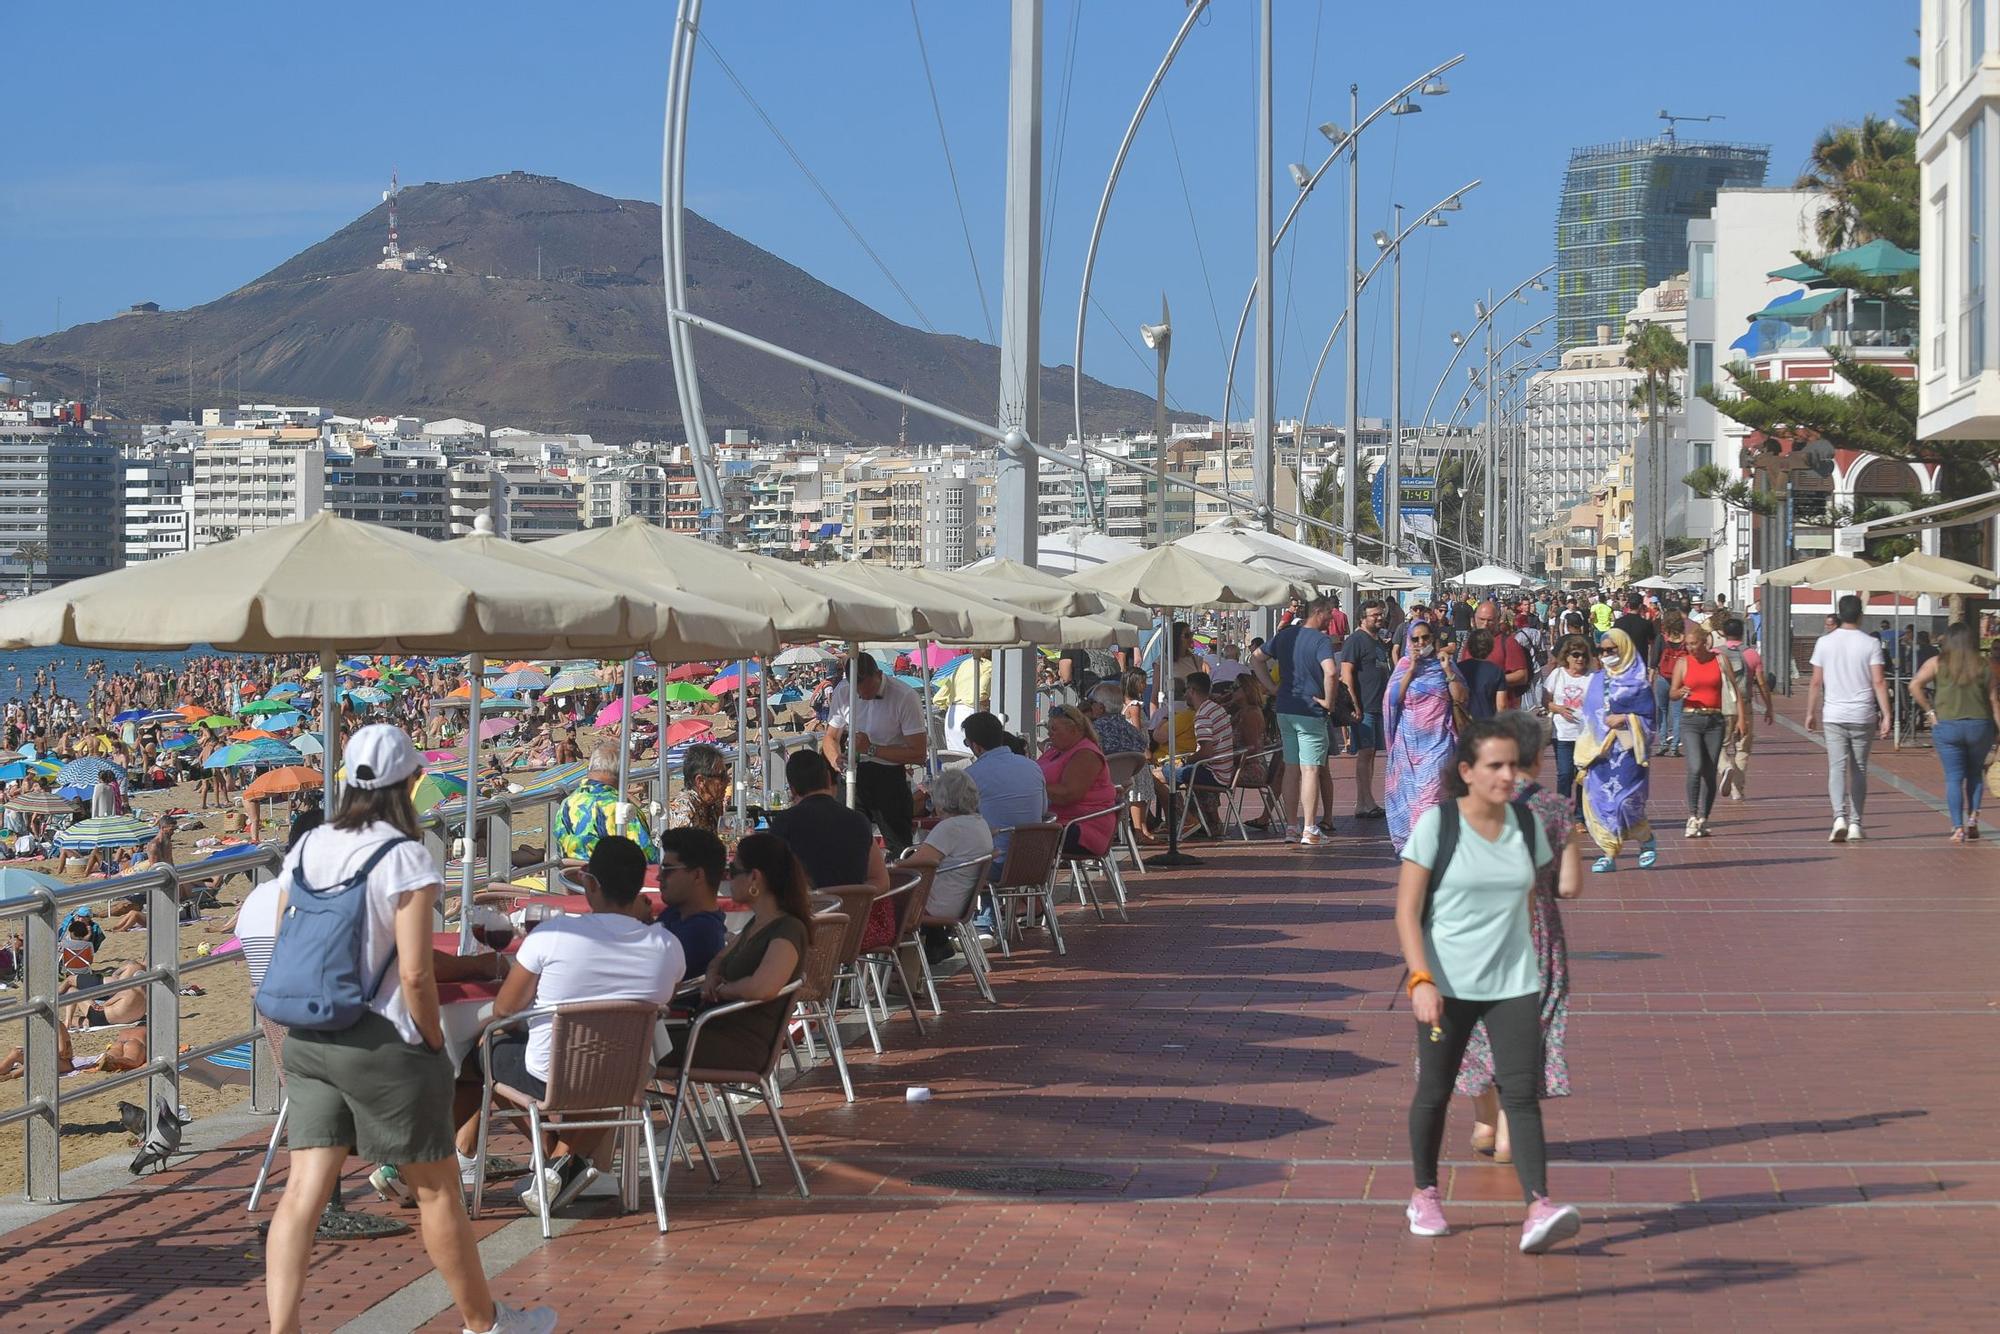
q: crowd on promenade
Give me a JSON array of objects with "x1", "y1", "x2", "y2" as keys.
[{"x1": 8, "y1": 574, "x2": 1997, "y2": 1328}]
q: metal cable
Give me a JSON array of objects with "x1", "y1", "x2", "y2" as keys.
[
  {"x1": 1039, "y1": 0, "x2": 1086, "y2": 303},
  {"x1": 908, "y1": 1, "x2": 995, "y2": 343},
  {"x1": 1162, "y1": 107, "x2": 1235, "y2": 414},
  {"x1": 699, "y1": 31, "x2": 938, "y2": 333}
]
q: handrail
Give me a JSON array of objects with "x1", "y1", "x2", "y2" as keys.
[{"x1": 3, "y1": 762, "x2": 605, "y2": 1204}]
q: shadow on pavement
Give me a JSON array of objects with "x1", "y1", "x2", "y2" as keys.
[
  {"x1": 1551, "y1": 1109, "x2": 1928, "y2": 1161},
  {"x1": 680, "y1": 1289, "x2": 1080, "y2": 1331}
]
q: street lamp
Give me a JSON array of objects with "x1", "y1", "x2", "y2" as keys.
[{"x1": 1140, "y1": 297, "x2": 1172, "y2": 544}]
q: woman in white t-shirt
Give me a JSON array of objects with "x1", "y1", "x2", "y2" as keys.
[
  {"x1": 1541, "y1": 635, "x2": 1595, "y2": 801},
  {"x1": 263, "y1": 725, "x2": 554, "y2": 1334}
]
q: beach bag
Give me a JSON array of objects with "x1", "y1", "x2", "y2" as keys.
[
  {"x1": 1421, "y1": 799, "x2": 1536, "y2": 927},
  {"x1": 255, "y1": 832, "x2": 410, "y2": 1032}
]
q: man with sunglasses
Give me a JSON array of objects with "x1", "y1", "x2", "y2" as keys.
[{"x1": 655, "y1": 826, "x2": 728, "y2": 976}]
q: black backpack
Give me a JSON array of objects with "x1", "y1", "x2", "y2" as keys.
[{"x1": 1422, "y1": 797, "x2": 1538, "y2": 927}]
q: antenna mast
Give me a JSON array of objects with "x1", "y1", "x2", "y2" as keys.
[{"x1": 383, "y1": 169, "x2": 401, "y2": 262}]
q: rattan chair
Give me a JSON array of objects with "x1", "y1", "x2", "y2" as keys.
[
  {"x1": 984, "y1": 822, "x2": 1067, "y2": 956},
  {"x1": 648, "y1": 980, "x2": 809, "y2": 1205},
  {"x1": 790, "y1": 913, "x2": 854, "y2": 1100},
  {"x1": 817, "y1": 884, "x2": 886, "y2": 1053},
  {"x1": 914, "y1": 853, "x2": 996, "y2": 1012},
  {"x1": 470, "y1": 1000, "x2": 669, "y2": 1238}
]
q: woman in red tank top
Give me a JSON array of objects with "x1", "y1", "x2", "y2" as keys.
[{"x1": 1669, "y1": 626, "x2": 1741, "y2": 838}]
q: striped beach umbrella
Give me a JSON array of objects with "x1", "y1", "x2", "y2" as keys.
[
  {"x1": 57, "y1": 757, "x2": 125, "y2": 787},
  {"x1": 6, "y1": 792, "x2": 78, "y2": 815},
  {"x1": 53, "y1": 814, "x2": 155, "y2": 853},
  {"x1": 511, "y1": 761, "x2": 589, "y2": 798}
]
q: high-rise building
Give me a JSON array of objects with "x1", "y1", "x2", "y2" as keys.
[
  {"x1": 1556, "y1": 136, "x2": 1769, "y2": 351},
  {"x1": 123, "y1": 454, "x2": 192, "y2": 563},
  {"x1": 188, "y1": 428, "x2": 325, "y2": 546},
  {"x1": 0, "y1": 426, "x2": 123, "y2": 587}
]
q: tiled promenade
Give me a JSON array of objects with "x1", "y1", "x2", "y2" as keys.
[{"x1": 1, "y1": 702, "x2": 1993, "y2": 1331}]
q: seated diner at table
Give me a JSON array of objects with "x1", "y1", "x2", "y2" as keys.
[
  {"x1": 662, "y1": 832, "x2": 811, "y2": 1076},
  {"x1": 654, "y1": 826, "x2": 730, "y2": 976}
]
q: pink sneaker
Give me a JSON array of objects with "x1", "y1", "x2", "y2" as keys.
[
  {"x1": 1405, "y1": 1186, "x2": 1449, "y2": 1236},
  {"x1": 1518, "y1": 1194, "x2": 1580, "y2": 1253}
]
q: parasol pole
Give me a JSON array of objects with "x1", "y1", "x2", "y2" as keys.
[
  {"x1": 458, "y1": 654, "x2": 483, "y2": 955},
  {"x1": 920, "y1": 641, "x2": 936, "y2": 777},
  {"x1": 318, "y1": 649, "x2": 339, "y2": 817},
  {"x1": 844, "y1": 643, "x2": 861, "y2": 808},
  {"x1": 734, "y1": 660, "x2": 749, "y2": 829},
  {"x1": 616, "y1": 659, "x2": 636, "y2": 796},
  {"x1": 656, "y1": 663, "x2": 669, "y2": 811}
]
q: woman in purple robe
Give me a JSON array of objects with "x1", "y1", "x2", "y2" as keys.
[{"x1": 1576, "y1": 627, "x2": 1657, "y2": 872}]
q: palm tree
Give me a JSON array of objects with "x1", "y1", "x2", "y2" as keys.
[
  {"x1": 13, "y1": 540, "x2": 46, "y2": 592},
  {"x1": 1795, "y1": 114, "x2": 1919, "y2": 250},
  {"x1": 1626, "y1": 322, "x2": 1686, "y2": 575}
]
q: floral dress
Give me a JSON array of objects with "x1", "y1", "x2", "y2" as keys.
[{"x1": 1448, "y1": 778, "x2": 1572, "y2": 1099}]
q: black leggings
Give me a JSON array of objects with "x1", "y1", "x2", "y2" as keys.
[
  {"x1": 1681, "y1": 710, "x2": 1725, "y2": 819},
  {"x1": 1409, "y1": 992, "x2": 1546, "y2": 1203}
]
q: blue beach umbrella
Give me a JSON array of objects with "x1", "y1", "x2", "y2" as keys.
[
  {"x1": 57, "y1": 757, "x2": 125, "y2": 787},
  {"x1": 53, "y1": 815, "x2": 155, "y2": 853}
]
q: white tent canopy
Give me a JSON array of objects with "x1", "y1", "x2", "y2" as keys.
[
  {"x1": 984, "y1": 526, "x2": 1144, "y2": 575},
  {"x1": 1628, "y1": 575, "x2": 1684, "y2": 591},
  {"x1": 1456, "y1": 563, "x2": 1531, "y2": 588},
  {"x1": 1173, "y1": 516, "x2": 1367, "y2": 587}
]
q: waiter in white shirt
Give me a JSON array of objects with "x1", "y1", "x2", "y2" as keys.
[{"x1": 820, "y1": 653, "x2": 928, "y2": 850}]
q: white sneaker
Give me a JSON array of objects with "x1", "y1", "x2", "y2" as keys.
[
  {"x1": 1845, "y1": 820, "x2": 1864, "y2": 842},
  {"x1": 1684, "y1": 816, "x2": 1699, "y2": 837},
  {"x1": 463, "y1": 1301, "x2": 558, "y2": 1334},
  {"x1": 1829, "y1": 818, "x2": 1848, "y2": 843},
  {"x1": 1298, "y1": 827, "x2": 1326, "y2": 848}
]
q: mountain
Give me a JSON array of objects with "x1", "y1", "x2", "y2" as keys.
[{"x1": 0, "y1": 172, "x2": 1162, "y2": 444}]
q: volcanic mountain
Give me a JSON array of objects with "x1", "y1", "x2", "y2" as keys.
[{"x1": 1, "y1": 172, "x2": 1160, "y2": 442}]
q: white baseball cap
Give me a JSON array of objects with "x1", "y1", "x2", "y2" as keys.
[{"x1": 344, "y1": 724, "x2": 421, "y2": 790}]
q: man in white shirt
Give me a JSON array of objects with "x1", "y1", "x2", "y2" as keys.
[
  {"x1": 453, "y1": 835, "x2": 684, "y2": 1215},
  {"x1": 1805, "y1": 594, "x2": 1892, "y2": 843},
  {"x1": 821, "y1": 654, "x2": 928, "y2": 850}
]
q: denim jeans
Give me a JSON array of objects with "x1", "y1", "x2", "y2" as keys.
[
  {"x1": 1553, "y1": 738, "x2": 1577, "y2": 798},
  {"x1": 1653, "y1": 675, "x2": 1683, "y2": 749},
  {"x1": 1823, "y1": 721, "x2": 1875, "y2": 822},
  {"x1": 1932, "y1": 718, "x2": 1997, "y2": 829}
]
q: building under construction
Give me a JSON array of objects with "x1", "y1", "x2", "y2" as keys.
[{"x1": 1554, "y1": 136, "x2": 1768, "y2": 352}]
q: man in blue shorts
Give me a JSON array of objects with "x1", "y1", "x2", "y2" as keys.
[
  {"x1": 1253, "y1": 596, "x2": 1337, "y2": 847},
  {"x1": 1338, "y1": 598, "x2": 1392, "y2": 820}
]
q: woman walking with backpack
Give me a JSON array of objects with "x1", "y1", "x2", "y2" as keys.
[
  {"x1": 1395, "y1": 719, "x2": 1582, "y2": 1254},
  {"x1": 261, "y1": 725, "x2": 555, "y2": 1334}
]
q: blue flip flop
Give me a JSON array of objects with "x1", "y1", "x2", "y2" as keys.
[
  {"x1": 1637, "y1": 838, "x2": 1659, "y2": 869},
  {"x1": 1591, "y1": 855, "x2": 1616, "y2": 874}
]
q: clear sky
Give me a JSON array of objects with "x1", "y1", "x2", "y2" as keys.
[{"x1": 0, "y1": 0, "x2": 1915, "y2": 435}]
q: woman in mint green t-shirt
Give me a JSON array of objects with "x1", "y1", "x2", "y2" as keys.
[{"x1": 1393, "y1": 719, "x2": 1583, "y2": 1255}]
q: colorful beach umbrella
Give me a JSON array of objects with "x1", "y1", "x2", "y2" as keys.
[
  {"x1": 230, "y1": 728, "x2": 281, "y2": 742},
  {"x1": 56, "y1": 757, "x2": 125, "y2": 787},
  {"x1": 239, "y1": 699, "x2": 291, "y2": 716},
  {"x1": 412, "y1": 772, "x2": 468, "y2": 814},
  {"x1": 6, "y1": 792, "x2": 77, "y2": 815},
  {"x1": 495, "y1": 669, "x2": 552, "y2": 691},
  {"x1": 545, "y1": 669, "x2": 602, "y2": 694},
  {"x1": 197, "y1": 714, "x2": 240, "y2": 730},
  {"x1": 664, "y1": 662, "x2": 712, "y2": 682},
  {"x1": 266, "y1": 683, "x2": 303, "y2": 696},
  {"x1": 511, "y1": 761, "x2": 589, "y2": 798},
  {"x1": 160, "y1": 734, "x2": 200, "y2": 752},
  {"x1": 659, "y1": 681, "x2": 719, "y2": 704},
  {"x1": 291, "y1": 733, "x2": 325, "y2": 757},
  {"x1": 478, "y1": 717, "x2": 519, "y2": 741},
  {"x1": 53, "y1": 814, "x2": 155, "y2": 853},
  {"x1": 242, "y1": 766, "x2": 326, "y2": 800},
  {"x1": 664, "y1": 717, "x2": 715, "y2": 747}
]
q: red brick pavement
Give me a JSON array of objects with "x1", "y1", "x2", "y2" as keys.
[{"x1": 1, "y1": 715, "x2": 1994, "y2": 1332}]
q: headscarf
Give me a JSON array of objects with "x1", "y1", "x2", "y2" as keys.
[{"x1": 1596, "y1": 627, "x2": 1638, "y2": 676}]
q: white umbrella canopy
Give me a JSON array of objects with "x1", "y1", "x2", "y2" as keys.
[
  {"x1": 1175, "y1": 515, "x2": 1369, "y2": 585},
  {"x1": 1358, "y1": 562, "x2": 1426, "y2": 590},
  {"x1": 1760, "y1": 553, "x2": 1870, "y2": 585},
  {"x1": 0, "y1": 512, "x2": 654, "y2": 655},
  {"x1": 920, "y1": 562, "x2": 1151, "y2": 633},
  {"x1": 990, "y1": 525, "x2": 1145, "y2": 575},
  {"x1": 443, "y1": 527, "x2": 778, "y2": 662},
  {"x1": 541, "y1": 516, "x2": 912, "y2": 641},
  {"x1": 1457, "y1": 563, "x2": 1531, "y2": 588},
  {"x1": 1628, "y1": 574, "x2": 1685, "y2": 591},
  {"x1": 1895, "y1": 551, "x2": 2000, "y2": 589},
  {"x1": 813, "y1": 562, "x2": 1059, "y2": 645},
  {"x1": 1064, "y1": 543, "x2": 1302, "y2": 609},
  {"x1": 1805, "y1": 557, "x2": 1988, "y2": 596},
  {"x1": 772, "y1": 644, "x2": 839, "y2": 667}
]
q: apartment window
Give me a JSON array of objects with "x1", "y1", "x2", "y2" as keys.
[
  {"x1": 1966, "y1": 0, "x2": 1986, "y2": 76},
  {"x1": 1935, "y1": 190, "x2": 1952, "y2": 372},
  {"x1": 1691, "y1": 441, "x2": 1713, "y2": 471},
  {"x1": 1690, "y1": 243, "x2": 1715, "y2": 300},
  {"x1": 1966, "y1": 116, "x2": 1989, "y2": 378},
  {"x1": 1692, "y1": 342, "x2": 1714, "y2": 393},
  {"x1": 1937, "y1": 0, "x2": 1952, "y2": 94}
]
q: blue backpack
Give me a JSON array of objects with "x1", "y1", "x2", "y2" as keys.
[{"x1": 255, "y1": 832, "x2": 412, "y2": 1032}]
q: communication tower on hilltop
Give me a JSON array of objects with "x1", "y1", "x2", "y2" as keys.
[{"x1": 375, "y1": 171, "x2": 450, "y2": 274}]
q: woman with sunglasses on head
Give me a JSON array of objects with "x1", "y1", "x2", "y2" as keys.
[
  {"x1": 669, "y1": 832, "x2": 811, "y2": 1075},
  {"x1": 1384, "y1": 620, "x2": 1470, "y2": 853},
  {"x1": 1577, "y1": 629, "x2": 1658, "y2": 873},
  {"x1": 1541, "y1": 636, "x2": 1596, "y2": 800}
]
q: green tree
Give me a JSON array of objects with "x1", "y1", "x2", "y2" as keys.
[
  {"x1": 1695, "y1": 53, "x2": 1997, "y2": 566},
  {"x1": 13, "y1": 540, "x2": 46, "y2": 592},
  {"x1": 1626, "y1": 321, "x2": 1686, "y2": 574}
]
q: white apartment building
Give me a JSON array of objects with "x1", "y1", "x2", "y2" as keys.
[
  {"x1": 188, "y1": 428, "x2": 325, "y2": 545},
  {"x1": 1921, "y1": 0, "x2": 2000, "y2": 447},
  {"x1": 584, "y1": 462, "x2": 669, "y2": 528},
  {"x1": 1684, "y1": 188, "x2": 1833, "y2": 602},
  {"x1": 324, "y1": 444, "x2": 450, "y2": 539},
  {"x1": 123, "y1": 455, "x2": 192, "y2": 563},
  {"x1": 447, "y1": 461, "x2": 507, "y2": 536}
]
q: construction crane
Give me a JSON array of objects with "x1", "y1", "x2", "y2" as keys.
[{"x1": 1658, "y1": 109, "x2": 1724, "y2": 145}]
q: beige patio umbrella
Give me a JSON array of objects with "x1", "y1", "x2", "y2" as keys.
[
  {"x1": 1894, "y1": 551, "x2": 2000, "y2": 588},
  {"x1": 1173, "y1": 515, "x2": 1368, "y2": 587},
  {"x1": 1066, "y1": 545, "x2": 1300, "y2": 870},
  {"x1": 542, "y1": 517, "x2": 911, "y2": 641},
  {"x1": 1760, "y1": 553, "x2": 1871, "y2": 584},
  {"x1": 1806, "y1": 557, "x2": 1988, "y2": 746},
  {"x1": 0, "y1": 512, "x2": 681, "y2": 951},
  {"x1": 935, "y1": 557, "x2": 1151, "y2": 629}
]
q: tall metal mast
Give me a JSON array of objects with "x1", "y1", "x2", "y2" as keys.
[{"x1": 993, "y1": 0, "x2": 1042, "y2": 730}]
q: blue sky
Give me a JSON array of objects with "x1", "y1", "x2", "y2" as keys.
[{"x1": 1, "y1": 1, "x2": 1914, "y2": 434}]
